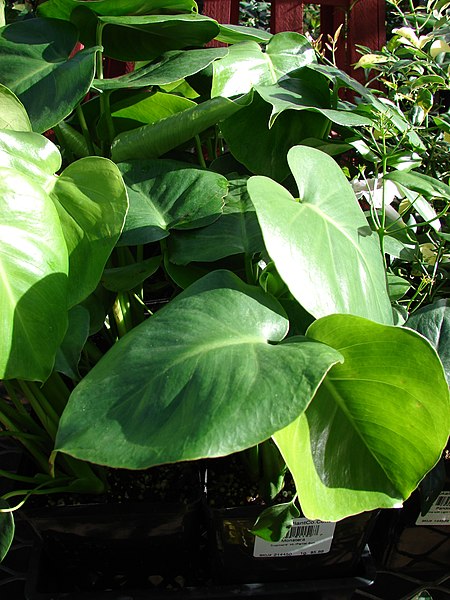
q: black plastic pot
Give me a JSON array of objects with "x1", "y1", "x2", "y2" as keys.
[
  {"x1": 203, "y1": 456, "x2": 378, "y2": 592},
  {"x1": 207, "y1": 504, "x2": 377, "y2": 586},
  {"x1": 25, "y1": 541, "x2": 375, "y2": 600},
  {"x1": 369, "y1": 451, "x2": 450, "y2": 578},
  {"x1": 24, "y1": 500, "x2": 203, "y2": 599},
  {"x1": 21, "y1": 465, "x2": 204, "y2": 599}
]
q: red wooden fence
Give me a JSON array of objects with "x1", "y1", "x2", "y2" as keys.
[{"x1": 202, "y1": 0, "x2": 385, "y2": 81}]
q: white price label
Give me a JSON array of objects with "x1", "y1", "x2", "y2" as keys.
[
  {"x1": 416, "y1": 491, "x2": 450, "y2": 525},
  {"x1": 253, "y1": 518, "x2": 336, "y2": 558}
]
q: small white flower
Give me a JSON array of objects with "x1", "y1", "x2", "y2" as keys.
[{"x1": 352, "y1": 176, "x2": 399, "y2": 208}]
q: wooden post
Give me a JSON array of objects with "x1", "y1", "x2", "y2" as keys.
[
  {"x1": 270, "y1": 0, "x2": 303, "y2": 34},
  {"x1": 347, "y1": 0, "x2": 386, "y2": 80},
  {"x1": 201, "y1": 0, "x2": 386, "y2": 82},
  {"x1": 200, "y1": 0, "x2": 240, "y2": 24}
]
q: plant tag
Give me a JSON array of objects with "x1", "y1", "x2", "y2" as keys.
[
  {"x1": 416, "y1": 491, "x2": 450, "y2": 525},
  {"x1": 253, "y1": 518, "x2": 336, "y2": 557}
]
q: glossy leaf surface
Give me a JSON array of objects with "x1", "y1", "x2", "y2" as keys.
[
  {"x1": 0, "y1": 129, "x2": 127, "y2": 379},
  {"x1": 80, "y1": 13, "x2": 219, "y2": 61},
  {"x1": 38, "y1": 0, "x2": 196, "y2": 20},
  {"x1": 102, "y1": 256, "x2": 161, "y2": 292},
  {"x1": 251, "y1": 501, "x2": 300, "y2": 542},
  {"x1": 111, "y1": 95, "x2": 249, "y2": 162},
  {"x1": 221, "y1": 92, "x2": 329, "y2": 181},
  {"x1": 98, "y1": 91, "x2": 195, "y2": 137},
  {"x1": 55, "y1": 305, "x2": 90, "y2": 379},
  {"x1": 274, "y1": 314, "x2": 450, "y2": 520},
  {"x1": 256, "y1": 75, "x2": 374, "y2": 128},
  {"x1": 56, "y1": 277, "x2": 342, "y2": 468},
  {"x1": 0, "y1": 18, "x2": 98, "y2": 132},
  {"x1": 50, "y1": 157, "x2": 129, "y2": 307},
  {"x1": 215, "y1": 23, "x2": 272, "y2": 45},
  {"x1": 212, "y1": 33, "x2": 315, "y2": 98},
  {"x1": 248, "y1": 146, "x2": 393, "y2": 323},
  {"x1": 94, "y1": 48, "x2": 227, "y2": 91},
  {"x1": 0, "y1": 502, "x2": 14, "y2": 563},
  {"x1": 0, "y1": 83, "x2": 31, "y2": 131},
  {"x1": 406, "y1": 299, "x2": 450, "y2": 384},
  {"x1": 168, "y1": 178, "x2": 264, "y2": 263},
  {"x1": 118, "y1": 159, "x2": 227, "y2": 245},
  {"x1": 0, "y1": 131, "x2": 68, "y2": 381}
]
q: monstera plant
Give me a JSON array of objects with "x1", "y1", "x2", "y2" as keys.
[{"x1": 0, "y1": 0, "x2": 448, "y2": 559}]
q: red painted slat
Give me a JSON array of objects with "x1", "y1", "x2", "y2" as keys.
[
  {"x1": 201, "y1": 0, "x2": 386, "y2": 80},
  {"x1": 270, "y1": 0, "x2": 303, "y2": 34}
]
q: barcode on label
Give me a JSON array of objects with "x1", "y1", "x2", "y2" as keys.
[
  {"x1": 436, "y1": 495, "x2": 450, "y2": 507},
  {"x1": 284, "y1": 524, "x2": 320, "y2": 539}
]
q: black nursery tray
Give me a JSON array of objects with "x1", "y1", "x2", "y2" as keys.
[{"x1": 25, "y1": 542, "x2": 376, "y2": 600}]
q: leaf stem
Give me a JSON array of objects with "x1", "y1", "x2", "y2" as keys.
[{"x1": 75, "y1": 104, "x2": 96, "y2": 156}]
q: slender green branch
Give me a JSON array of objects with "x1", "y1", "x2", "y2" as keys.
[
  {"x1": 18, "y1": 381, "x2": 58, "y2": 440},
  {"x1": 75, "y1": 104, "x2": 96, "y2": 156},
  {"x1": 195, "y1": 135, "x2": 207, "y2": 169}
]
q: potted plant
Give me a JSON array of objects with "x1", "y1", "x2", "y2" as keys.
[{"x1": 0, "y1": 0, "x2": 449, "y2": 595}]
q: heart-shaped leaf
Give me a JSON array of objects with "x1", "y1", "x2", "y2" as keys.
[
  {"x1": 274, "y1": 314, "x2": 450, "y2": 520},
  {"x1": 94, "y1": 48, "x2": 227, "y2": 91},
  {"x1": 0, "y1": 18, "x2": 98, "y2": 132},
  {"x1": 251, "y1": 501, "x2": 300, "y2": 542},
  {"x1": 221, "y1": 91, "x2": 329, "y2": 181},
  {"x1": 255, "y1": 74, "x2": 374, "y2": 128},
  {"x1": 0, "y1": 131, "x2": 68, "y2": 381},
  {"x1": 215, "y1": 23, "x2": 272, "y2": 45},
  {"x1": 75, "y1": 11, "x2": 219, "y2": 61},
  {"x1": 97, "y1": 91, "x2": 196, "y2": 138},
  {"x1": 102, "y1": 256, "x2": 161, "y2": 292},
  {"x1": 406, "y1": 299, "x2": 450, "y2": 384},
  {"x1": 212, "y1": 32, "x2": 315, "y2": 98},
  {"x1": 111, "y1": 94, "x2": 250, "y2": 162},
  {"x1": 118, "y1": 159, "x2": 227, "y2": 245},
  {"x1": 247, "y1": 146, "x2": 393, "y2": 323},
  {"x1": 50, "y1": 157, "x2": 129, "y2": 307},
  {"x1": 167, "y1": 178, "x2": 264, "y2": 263},
  {"x1": 0, "y1": 502, "x2": 14, "y2": 562},
  {"x1": 0, "y1": 83, "x2": 31, "y2": 131},
  {"x1": 38, "y1": 0, "x2": 197, "y2": 20},
  {"x1": 55, "y1": 305, "x2": 90, "y2": 379},
  {"x1": 55, "y1": 275, "x2": 342, "y2": 468},
  {"x1": 0, "y1": 129, "x2": 127, "y2": 379}
]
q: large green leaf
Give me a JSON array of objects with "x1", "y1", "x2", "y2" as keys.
[
  {"x1": 385, "y1": 169, "x2": 450, "y2": 200},
  {"x1": 247, "y1": 146, "x2": 393, "y2": 323},
  {"x1": 0, "y1": 83, "x2": 31, "y2": 131},
  {"x1": 220, "y1": 91, "x2": 329, "y2": 181},
  {"x1": 75, "y1": 11, "x2": 219, "y2": 61},
  {"x1": 50, "y1": 157, "x2": 128, "y2": 307},
  {"x1": 0, "y1": 502, "x2": 14, "y2": 562},
  {"x1": 111, "y1": 94, "x2": 250, "y2": 162},
  {"x1": 38, "y1": 0, "x2": 197, "y2": 20},
  {"x1": 211, "y1": 33, "x2": 315, "y2": 98},
  {"x1": 167, "y1": 178, "x2": 264, "y2": 263},
  {"x1": 55, "y1": 276, "x2": 342, "y2": 468},
  {"x1": 215, "y1": 23, "x2": 272, "y2": 45},
  {"x1": 0, "y1": 129, "x2": 127, "y2": 379},
  {"x1": 117, "y1": 159, "x2": 227, "y2": 245},
  {"x1": 307, "y1": 64, "x2": 425, "y2": 151},
  {"x1": 274, "y1": 314, "x2": 450, "y2": 521},
  {"x1": 97, "y1": 91, "x2": 196, "y2": 138},
  {"x1": 406, "y1": 299, "x2": 450, "y2": 384},
  {"x1": 0, "y1": 18, "x2": 98, "y2": 133},
  {"x1": 255, "y1": 73, "x2": 374, "y2": 128},
  {"x1": 0, "y1": 131, "x2": 68, "y2": 381},
  {"x1": 94, "y1": 48, "x2": 227, "y2": 92},
  {"x1": 55, "y1": 305, "x2": 90, "y2": 379}
]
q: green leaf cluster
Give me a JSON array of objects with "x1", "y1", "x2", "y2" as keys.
[{"x1": 0, "y1": 0, "x2": 448, "y2": 557}]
